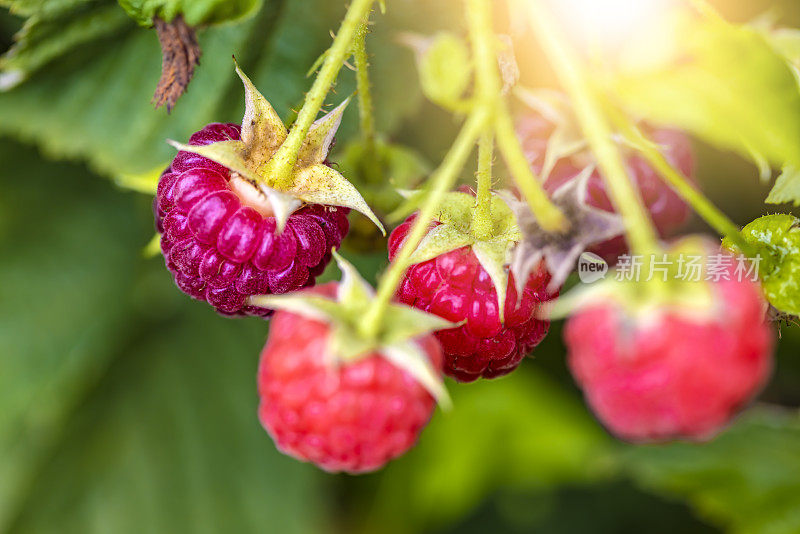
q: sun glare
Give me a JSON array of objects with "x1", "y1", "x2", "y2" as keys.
[{"x1": 550, "y1": 0, "x2": 673, "y2": 50}]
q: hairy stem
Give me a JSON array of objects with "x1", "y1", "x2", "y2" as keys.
[
  {"x1": 360, "y1": 110, "x2": 488, "y2": 338},
  {"x1": 473, "y1": 130, "x2": 495, "y2": 240},
  {"x1": 526, "y1": 0, "x2": 660, "y2": 255},
  {"x1": 466, "y1": 0, "x2": 495, "y2": 240},
  {"x1": 607, "y1": 110, "x2": 757, "y2": 256},
  {"x1": 468, "y1": 0, "x2": 568, "y2": 234},
  {"x1": 264, "y1": 0, "x2": 375, "y2": 188},
  {"x1": 354, "y1": 18, "x2": 382, "y2": 182}
]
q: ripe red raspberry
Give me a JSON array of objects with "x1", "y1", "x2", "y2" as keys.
[
  {"x1": 388, "y1": 216, "x2": 555, "y2": 382},
  {"x1": 155, "y1": 123, "x2": 349, "y2": 316},
  {"x1": 517, "y1": 112, "x2": 695, "y2": 263},
  {"x1": 564, "y1": 252, "x2": 774, "y2": 442},
  {"x1": 258, "y1": 284, "x2": 443, "y2": 473}
]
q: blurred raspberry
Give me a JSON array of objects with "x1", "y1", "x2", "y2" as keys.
[
  {"x1": 517, "y1": 112, "x2": 695, "y2": 263},
  {"x1": 565, "y1": 246, "x2": 774, "y2": 442}
]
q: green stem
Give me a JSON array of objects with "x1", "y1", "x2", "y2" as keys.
[
  {"x1": 264, "y1": 0, "x2": 375, "y2": 188},
  {"x1": 526, "y1": 0, "x2": 660, "y2": 255},
  {"x1": 466, "y1": 0, "x2": 495, "y2": 241},
  {"x1": 494, "y1": 110, "x2": 568, "y2": 232},
  {"x1": 360, "y1": 110, "x2": 488, "y2": 338},
  {"x1": 473, "y1": 130, "x2": 494, "y2": 240},
  {"x1": 353, "y1": 18, "x2": 382, "y2": 183},
  {"x1": 466, "y1": 0, "x2": 567, "y2": 233},
  {"x1": 607, "y1": 110, "x2": 757, "y2": 256}
]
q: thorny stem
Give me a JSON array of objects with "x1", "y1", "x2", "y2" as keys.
[
  {"x1": 525, "y1": 0, "x2": 661, "y2": 255},
  {"x1": 263, "y1": 0, "x2": 375, "y2": 189},
  {"x1": 360, "y1": 110, "x2": 488, "y2": 338},
  {"x1": 466, "y1": 0, "x2": 568, "y2": 233},
  {"x1": 473, "y1": 130, "x2": 495, "y2": 240},
  {"x1": 354, "y1": 17, "x2": 382, "y2": 182}
]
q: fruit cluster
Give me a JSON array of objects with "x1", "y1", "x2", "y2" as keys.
[{"x1": 148, "y1": 3, "x2": 784, "y2": 475}]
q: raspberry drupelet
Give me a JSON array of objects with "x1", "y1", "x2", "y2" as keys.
[{"x1": 155, "y1": 123, "x2": 349, "y2": 317}]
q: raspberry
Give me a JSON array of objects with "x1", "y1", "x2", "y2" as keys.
[
  {"x1": 389, "y1": 216, "x2": 555, "y2": 382},
  {"x1": 517, "y1": 112, "x2": 695, "y2": 263},
  {"x1": 155, "y1": 123, "x2": 349, "y2": 316},
  {"x1": 257, "y1": 284, "x2": 443, "y2": 473},
  {"x1": 564, "y1": 248, "x2": 774, "y2": 442}
]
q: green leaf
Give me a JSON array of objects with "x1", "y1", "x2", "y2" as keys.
[
  {"x1": 118, "y1": 0, "x2": 262, "y2": 26},
  {"x1": 0, "y1": 0, "x2": 438, "y2": 180},
  {"x1": 623, "y1": 407, "x2": 800, "y2": 534},
  {"x1": 766, "y1": 165, "x2": 800, "y2": 206},
  {"x1": 612, "y1": 13, "x2": 800, "y2": 169},
  {"x1": 0, "y1": 2, "x2": 131, "y2": 87}
]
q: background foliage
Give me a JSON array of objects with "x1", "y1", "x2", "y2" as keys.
[{"x1": 1, "y1": 0, "x2": 800, "y2": 533}]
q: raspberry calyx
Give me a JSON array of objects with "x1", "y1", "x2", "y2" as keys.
[{"x1": 168, "y1": 62, "x2": 383, "y2": 233}]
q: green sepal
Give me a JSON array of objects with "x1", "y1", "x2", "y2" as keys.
[
  {"x1": 472, "y1": 238, "x2": 511, "y2": 322},
  {"x1": 248, "y1": 252, "x2": 453, "y2": 406},
  {"x1": 114, "y1": 163, "x2": 168, "y2": 195},
  {"x1": 766, "y1": 165, "x2": 800, "y2": 206},
  {"x1": 546, "y1": 236, "x2": 720, "y2": 321},
  {"x1": 143, "y1": 233, "x2": 162, "y2": 258},
  {"x1": 400, "y1": 190, "x2": 520, "y2": 319},
  {"x1": 515, "y1": 87, "x2": 587, "y2": 180},
  {"x1": 166, "y1": 63, "x2": 382, "y2": 234}
]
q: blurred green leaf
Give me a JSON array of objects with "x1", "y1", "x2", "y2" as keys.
[
  {"x1": 0, "y1": 0, "x2": 440, "y2": 180},
  {"x1": 623, "y1": 407, "x2": 800, "y2": 534},
  {"x1": 0, "y1": 140, "x2": 327, "y2": 533},
  {"x1": 0, "y1": 1, "x2": 130, "y2": 87},
  {"x1": 357, "y1": 369, "x2": 611, "y2": 534},
  {"x1": 612, "y1": 14, "x2": 800, "y2": 170},
  {"x1": 118, "y1": 0, "x2": 262, "y2": 27}
]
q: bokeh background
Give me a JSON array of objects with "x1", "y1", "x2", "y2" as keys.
[{"x1": 1, "y1": 0, "x2": 800, "y2": 532}]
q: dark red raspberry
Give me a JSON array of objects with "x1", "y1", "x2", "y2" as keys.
[
  {"x1": 258, "y1": 283, "x2": 442, "y2": 473},
  {"x1": 517, "y1": 112, "x2": 695, "y2": 263},
  {"x1": 388, "y1": 216, "x2": 555, "y2": 382},
  {"x1": 155, "y1": 123, "x2": 349, "y2": 316},
  {"x1": 565, "y1": 248, "x2": 774, "y2": 442}
]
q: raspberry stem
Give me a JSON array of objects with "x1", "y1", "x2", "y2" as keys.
[
  {"x1": 264, "y1": 0, "x2": 375, "y2": 189},
  {"x1": 467, "y1": 0, "x2": 568, "y2": 234},
  {"x1": 473, "y1": 130, "x2": 495, "y2": 240},
  {"x1": 525, "y1": 0, "x2": 661, "y2": 256},
  {"x1": 353, "y1": 17, "x2": 382, "y2": 183},
  {"x1": 607, "y1": 109, "x2": 758, "y2": 257},
  {"x1": 360, "y1": 109, "x2": 488, "y2": 339}
]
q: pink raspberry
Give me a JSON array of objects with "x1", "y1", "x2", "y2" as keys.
[
  {"x1": 258, "y1": 284, "x2": 442, "y2": 473},
  {"x1": 388, "y1": 216, "x2": 556, "y2": 382},
  {"x1": 155, "y1": 123, "x2": 349, "y2": 317},
  {"x1": 564, "y1": 250, "x2": 774, "y2": 442},
  {"x1": 517, "y1": 112, "x2": 695, "y2": 263}
]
